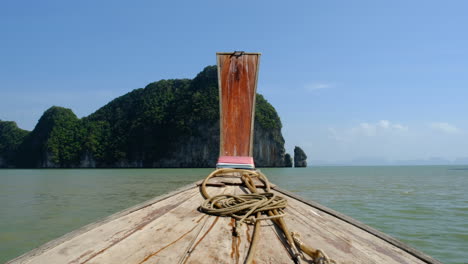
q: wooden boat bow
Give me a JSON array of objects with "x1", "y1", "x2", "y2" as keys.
[{"x1": 7, "y1": 52, "x2": 442, "y2": 264}]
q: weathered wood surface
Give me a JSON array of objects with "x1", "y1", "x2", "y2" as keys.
[
  {"x1": 217, "y1": 52, "x2": 260, "y2": 157},
  {"x1": 9, "y1": 178, "x2": 441, "y2": 264}
]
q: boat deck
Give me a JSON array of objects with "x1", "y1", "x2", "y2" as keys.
[{"x1": 9, "y1": 174, "x2": 441, "y2": 264}]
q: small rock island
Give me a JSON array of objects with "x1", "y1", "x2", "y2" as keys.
[{"x1": 294, "y1": 146, "x2": 308, "y2": 167}]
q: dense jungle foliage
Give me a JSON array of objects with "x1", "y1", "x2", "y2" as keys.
[{"x1": 0, "y1": 66, "x2": 285, "y2": 167}]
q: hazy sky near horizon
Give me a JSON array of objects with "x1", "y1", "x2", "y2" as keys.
[{"x1": 1, "y1": 0, "x2": 467, "y2": 163}]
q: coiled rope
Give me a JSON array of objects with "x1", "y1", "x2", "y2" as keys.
[{"x1": 199, "y1": 168, "x2": 336, "y2": 264}]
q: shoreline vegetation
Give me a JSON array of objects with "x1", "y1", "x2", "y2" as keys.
[{"x1": 0, "y1": 66, "x2": 304, "y2": 169}]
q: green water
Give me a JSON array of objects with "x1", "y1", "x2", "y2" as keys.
[{"x1": 1, "y1": 166, "x2": 467, "y2": 263}]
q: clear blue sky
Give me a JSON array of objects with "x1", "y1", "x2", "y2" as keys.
[{"x1": 1, "y1": 0, "x2": 467, "y2": 164}]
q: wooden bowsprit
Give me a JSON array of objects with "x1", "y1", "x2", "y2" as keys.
[{"x1": 216, "y1": 51, "x2": 260, "y2": 169}]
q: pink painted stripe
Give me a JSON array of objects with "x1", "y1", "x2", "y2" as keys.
[{"x1": 217, "y1": 156, "x2": 254, "y2": 165}]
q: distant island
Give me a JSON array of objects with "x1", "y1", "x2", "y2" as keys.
[{"x1": 0, "y1": 66, "x2": 304, "y2": 168}]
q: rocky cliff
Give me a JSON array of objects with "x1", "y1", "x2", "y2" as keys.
[
  {"x1": 294, "y1": 146, "x2": 308, "y2": 167},
  {"x1": 1, "y1": 66, "x2": 290, "y2": 168},
  {"x1": 284, "y1": 153, "x2": 293, "y2": 167}
]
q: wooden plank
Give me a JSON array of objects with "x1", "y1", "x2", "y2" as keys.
[
  {"x1": 85, "y1": 187, "x2": 223, "y2": 264},
  {"x1": 14, "y1": 188, "x2": 200, "y2": 264},
  {"x1": 180, "y1": 186, "x2": 297, "y2": 264},
  {"x1": 282, "y1": 196, "x2": 417, "y2": 263},
  {"x1": 9, "y1": 180, "x2": 442, "y2": 264},
  {"x1": 8, "y1": 183, "x2": 199, "y2": 264},
  {"x1": 179, "y1": 186, "x2": 241, "y2": 264},
  {"x1": 217, "y1": 52, "x2": 260, "y2": 157},
  {"x1": 272, "y1": 187, "x2": 443, "y2": 264}
]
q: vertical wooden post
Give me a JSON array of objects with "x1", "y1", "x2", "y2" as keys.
[{"x1": 217, "y1": 52, "x2": 261, "y2": 158}]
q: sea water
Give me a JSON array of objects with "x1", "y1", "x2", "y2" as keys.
[{"x1": 1, "y1": 166, "x2": 467, "y2": 263}]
